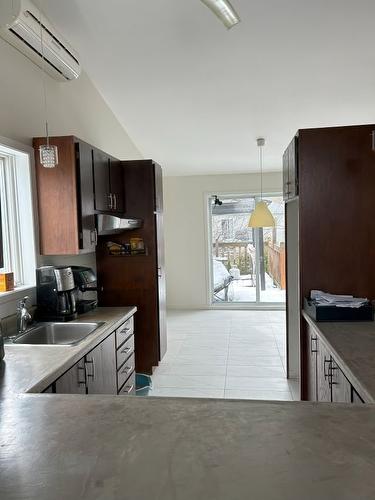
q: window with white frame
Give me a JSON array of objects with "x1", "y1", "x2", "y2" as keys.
[{"x1": 0, "y1": 143, "x2": 36, "y2": 288}]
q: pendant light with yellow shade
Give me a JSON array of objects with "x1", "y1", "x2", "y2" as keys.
[{"x1": 248, "y1": 138, "x2": 275, "y2": 228}]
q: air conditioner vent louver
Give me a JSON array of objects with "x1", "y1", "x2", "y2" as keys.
[
  {"x1": 25, "y1": 9, "x2": 79, "y2": 66},
  {"x1": 0, "y1": 0, "x2": 81, "y2": 82}
]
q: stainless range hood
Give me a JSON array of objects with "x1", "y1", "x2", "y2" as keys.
[{"x1": 96, "y1": 214, "x2": 142, "y2": 235}]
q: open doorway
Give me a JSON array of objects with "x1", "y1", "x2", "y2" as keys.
[
  {"x1": 208, "y1": 194, "x2": 285, "y2": 307},
  {"x1": 148, "y1": 192, "x2": 296, "y2": 401}
]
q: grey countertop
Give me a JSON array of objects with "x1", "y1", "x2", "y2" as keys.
[
  {"x1": 2, "y1": 308, "x2": 375, "y2": 499},
  {"x1": 302, "y1": 311, "x2": 375, "y2": 402},
  {"x1": 0, "y1": 307, "x2": 136, "y2": 396},
  {"x1": 1, "y1": 395, "x2": 375, "y2": 500}
]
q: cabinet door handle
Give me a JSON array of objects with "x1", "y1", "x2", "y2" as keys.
[
  {"x1": 120, "y1": 327, "x2": 131, "y2": 334},
  {"x1": 121, "y1": 365, "x2": 133, "y2": 375},
  {"x1": 113, "y1": 194, "x2": 117, "y2": 211},
  {"x1": 108, "y1": 193, "x2": 113, "y2": 210},
  {"x1": 85, "y1": 359, "x2": 95, "y2": 379},
  {"x1": 372, "y1": 131, "x2": 375, "y2": 151},
  {"x1": 90, "y1": 228, "x2": 98, "y2": 246},
  {"x1": 311, "y1": 337, "x2": 317, "y2": 353},
  {"x1": 324, "y1": 358, "x2": 331, "y2": 379},
  {"x1": 122, "y1": 384, "x2": 134, "y2": 394}
]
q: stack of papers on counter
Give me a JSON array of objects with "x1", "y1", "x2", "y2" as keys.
[{"x1": 310, "y1": 290, "x2": 368, "y2": 308}]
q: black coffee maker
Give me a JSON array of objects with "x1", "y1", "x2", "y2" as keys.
[
  {"x1": 71, "y1": 266, "x2": 98, "y2": 314},
  {"x1": 36, "y1": 266, "x2": 78, "y2": 321}
]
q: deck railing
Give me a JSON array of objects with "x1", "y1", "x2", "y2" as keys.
[
  {"x1": 213, "y1": 241, "x2": 253, "y2": 274},
  {"x1": 264, "y1": 242, "x2": 286, "y2": 289}
]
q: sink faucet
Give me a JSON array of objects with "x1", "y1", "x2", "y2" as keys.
[{"x1": 17, "y1": 296, "x2": 32, "y2": 335}]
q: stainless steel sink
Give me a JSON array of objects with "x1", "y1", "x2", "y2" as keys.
[{"x1": 13, "y1": 322, "x2": 104, "y2": 345}]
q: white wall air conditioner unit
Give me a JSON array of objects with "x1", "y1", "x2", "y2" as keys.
[{"x1": 0, "y1": 0, "x2": 81, "y2": 82}]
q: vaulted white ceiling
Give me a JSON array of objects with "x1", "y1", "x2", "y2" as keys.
[{"x1": 40, "y1": 0, "x2": 375, "y2": 175}]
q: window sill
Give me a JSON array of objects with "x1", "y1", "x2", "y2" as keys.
[{"x1": 0, "y1": 285, "x2": 35, "y2": 305}]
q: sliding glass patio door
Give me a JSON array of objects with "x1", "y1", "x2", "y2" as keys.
[{"x1": 208, "y1": 194, "x2": 285, "y2": 307}]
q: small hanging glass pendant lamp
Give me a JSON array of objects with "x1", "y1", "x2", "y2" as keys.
[{"x1": 38, "y1": 3, "x2": 58, "y2": 168}]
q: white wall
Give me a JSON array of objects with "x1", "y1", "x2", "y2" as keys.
[
  {"x1": 0, "y1": 38, "x2": 142, "y2": 318},
  {"x1": 164, "y1": 172, "x2": 283, "y2": 310}
]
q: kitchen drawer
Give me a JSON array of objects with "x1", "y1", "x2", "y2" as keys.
[
  {"x1": 117, "y1": 352, "x2": 135, "y2": 390},
  {"x1": 118, "y1": 370, "x2": 136, "y2": 395},
  {"x1": 116, "y1": 316, "x2": 134, "y2": 348},
  {"x1": 116, "y1": 334, "x2": 135, "y2": 369}
]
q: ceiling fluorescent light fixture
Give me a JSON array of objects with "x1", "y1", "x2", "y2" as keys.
[{"x1": 200, "y1": 0, "x2": 240, "y2": 29}]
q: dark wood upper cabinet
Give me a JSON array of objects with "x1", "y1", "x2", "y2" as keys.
[
  {"x1": 283, "y1": 136, "x2": 298, "y2": 201},
  {"x1": 109, "y1": 158, "x2": 125, "y2": 213},
  {"x1": 76, "y1": 141, "x2": 96, "y2": 252},
  {"x1": 92, "y1": 149, "x2": 110, "y2": 212},
  {"x1": 34, "y1": 136, "x2": 126, "y2": 255},
  {"x1": 33, "y1": 136, "x2": 97, "y2": 255},
  {"x1": 93, "y1": 152, "x2": 124, "y2": 213}
]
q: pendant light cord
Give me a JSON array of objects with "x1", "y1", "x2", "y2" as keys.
[
  {"x1": 259, "y1": 142, "x2": 263, "y2": 200},
  {"x1": 39, "y1": 2, "x2": 49, "y2": 147}
]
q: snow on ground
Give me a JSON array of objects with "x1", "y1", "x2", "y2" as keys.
[{"x1": 215, "y1": 273, "x2": 285, "y2": 303}]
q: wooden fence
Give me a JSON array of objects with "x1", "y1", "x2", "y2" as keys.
[{"x1": 264, "y1": 242, "x2": 286, "y2": 289}]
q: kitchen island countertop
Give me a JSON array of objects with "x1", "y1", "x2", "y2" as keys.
[{"x1": 1, "y1": 394, "x2": 375, "y2": 500}]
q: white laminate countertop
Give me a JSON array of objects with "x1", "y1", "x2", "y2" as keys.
[
  {"x1": 0, "y1": 307, "x2": 136, "y2": 396},
  {"x1": 302, "y1": 311, "x2": 375, "y2": 402}
]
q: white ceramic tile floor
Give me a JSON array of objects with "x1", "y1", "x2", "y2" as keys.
[{"x1": 149, "y1": 310, "x2": 300, "y2": 401}]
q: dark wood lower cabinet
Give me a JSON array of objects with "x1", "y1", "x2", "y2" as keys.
[
  {"x1": 85, "y1": 333, "x2": 117, "y2": 395},
  {"x1": 304, "y1": 320, "x2": 365, "y2": 404},
  {"x1": 55, "y1": 358, "x2": 86, "y2": 394},
  {"x1": 306, "y1": 325, "x2": 317, "y2": 401},
  {"x1": 316, "y1": 338, "x2": 332, "y2": 402},
  {"x1": 54, "y1": 315, "x2": 136, "y2": 396},
  {"x1": 331, "y1": 359, "x2": 352, "y2": 403}
]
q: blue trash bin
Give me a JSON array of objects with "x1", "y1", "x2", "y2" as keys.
[{"x1": 136, "y1": 373, "x2": 152, "y2": 396}]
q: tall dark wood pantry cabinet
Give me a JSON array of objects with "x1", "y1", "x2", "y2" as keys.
[{"x1": 96, "y1": 160, "x2": 167, "y2": 374}]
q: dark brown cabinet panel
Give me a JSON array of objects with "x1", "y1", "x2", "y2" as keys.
[
  {"x1": 331, "y1": 359, "x2": 352, "y2": 403},
  {"x1": 33, "y1": 136, "x2": 97, "y2": 255},
  {"x1": 53, "y1": 316, "x2": 136, "y2": 396},
  {"x1": 109, "y1": 158, "x2": 125, "y2": 213},
  {"x1": 76, "y1": 141, "x2": 96, "y2": 252},
  {"x1": 93, "y1": 149, "x2": 111, "y2": 212},
  {"x1": 317, "y1": 340, "x2": 332, "y2": 402},
  {"x1": 97, "y1": 160, "x2": 166, "y2": 374},
  {"x1": 55, "y1": 359, "x2": 86, "y2": 394},
  {"x1": 282, "y1": 149, "x2": 289, "y2": 200},
  {"x1": 93, "y1": 152, "x2": 125, "y2": 213},
  {"x1": 283, "y1": 136, "x2": 298, "y2": 201},
  {"x1": 85, "y1": 333, "x2": 117, "y2": 395},
  {"x1": 305, "y1": 325, "x2": 317, "y2": 401},
  {"x1": 285, "y1": 124, "x2": 375, "y2": 399}
]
